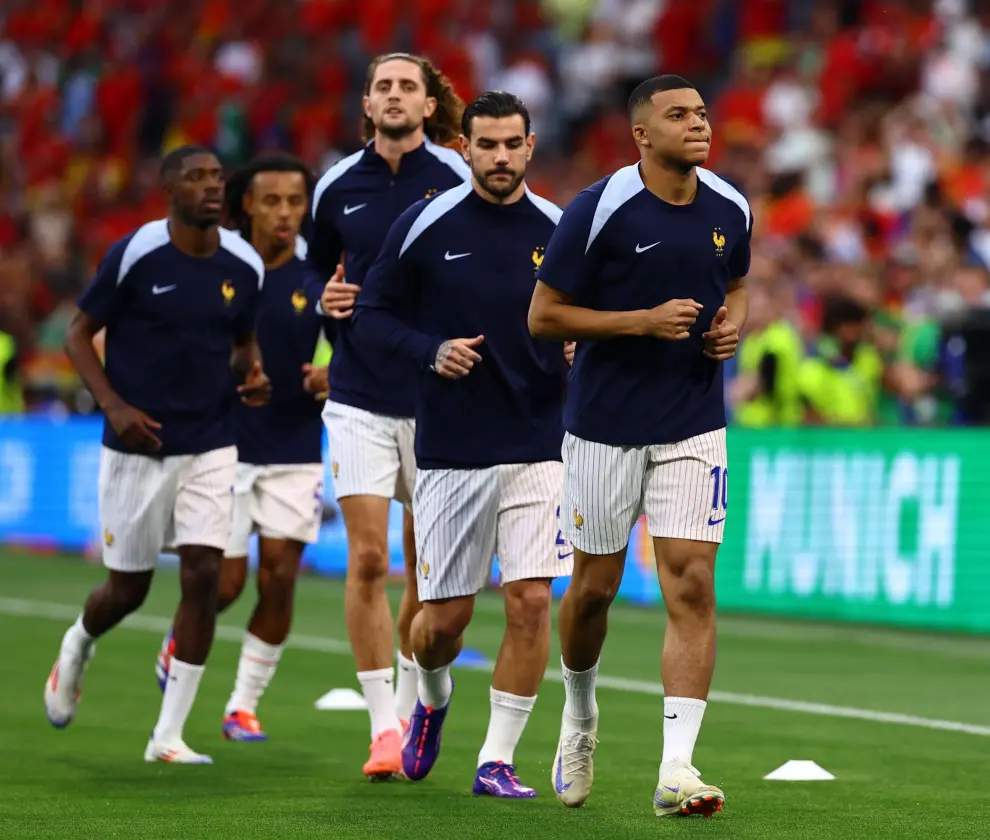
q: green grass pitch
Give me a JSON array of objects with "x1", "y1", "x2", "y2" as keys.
[{"x1": 2, "y1": 551, "x2": 989, "y2": 839}]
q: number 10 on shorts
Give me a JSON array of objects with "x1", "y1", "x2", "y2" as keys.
[{"x1": 709, "y1": 466, "x2": 727, "y2": 527}]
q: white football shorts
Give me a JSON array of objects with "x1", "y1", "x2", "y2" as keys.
[
  {"x1": 98, "y1": 445, "x2": 238, "y2": 573},
  {"x1": 413, "y1": 460, "x2": 572, "y2": 601},
  {"x1": 560, "y1": 428, "x2": 728, "y2": 554},
  {"x1": 225, "y1": 462, "x2": 325, "y2": 558},
  {"x1": 322, "y1": 401, "x2": 415, "y2": 511}
]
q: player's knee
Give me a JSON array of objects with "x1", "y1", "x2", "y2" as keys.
[
  {"x1": 179, "y1": 552, "x2": 221, "y2": 602},
  {"x1": 348, "y1": 540, "x2": 390, "y2": 586},
  {"x1": 503, "y1": 580, "x2": 551, "y2": 640},
  {"x1": 218, "y1": 559, "x2": 248, "y2": 604},
  {"x1": 423, "y1": 598, "x2": 473, "y2": 642},
  {"x1": 258, "y1": 559, "x2": 298, "y2": 605},
  {"x1": 107, "y1": 571, "x2": 152, "y2": 614},
  {"x1": 569, "y1": 565, "x2": 621, "y2": 616},
  {"x1": 665, "y1": 554, "x2": 716, "y2": 617}
]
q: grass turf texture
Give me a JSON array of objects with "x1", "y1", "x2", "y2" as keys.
[{"x1": 2, "y1": 551, "x2": 989, "y2": 839}]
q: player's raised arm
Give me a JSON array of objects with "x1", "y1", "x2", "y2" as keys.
[
  {"x1": 528, "y1": 190, "x2": 702, "y2": 342},
  {"x1": 351, "y1": 207, "x2": 450, "y2": 371}
]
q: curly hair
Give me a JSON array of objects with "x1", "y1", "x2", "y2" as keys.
[
  {"x1": 362, "y1": 53, "x2": 464, "y2": 147},
  {"x1": 223, "y1": 153, "x2": 316, "y2": 240}
]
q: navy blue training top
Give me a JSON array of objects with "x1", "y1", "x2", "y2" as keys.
[
  {"x1": 536, "y1": 164, "x2": 753, "y2": 446},
  {"x1": 77, "y1": 219, "x2": 264, "y2": 456},
  {"x1": 310, "y1": 139, "x2": 470, "y2": 418},
  {"x1": 234, "y1": 236, "x2": 331, "y2": 466},
  {"x1": 353, "y1": 183, "x2": 567, "y2": 470}
]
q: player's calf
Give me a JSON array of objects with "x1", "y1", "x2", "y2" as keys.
[
  {"x1": 222, "y1": 538, "x2": 303, "y2": 742},
  {"x1": 148, "y1": 546, "x2": 221, "y2": 761},
  {"x1": 552, "y1": 549, "x2": 623, "y2": 807},
  {"x1": 472, "y1": 579, "x2": 550, "y2": 798},
  {"x1": 402, "y1": 598, "x2": 473, "y2": 781},
  {"x1": 46, "y1": 571, "x2": 152, "y2": 728}
]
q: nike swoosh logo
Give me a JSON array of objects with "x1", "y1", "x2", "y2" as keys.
[
  {"x1": 557, "y1": 549, "x2": 574, "y2": 561},
  {"x1": 664, "y1": 713, "x2": 678, "y2": 719},
  {"x1": 152, "y1": 285, "x2": 177, "y2": 295},
  {"x1": 708, "y1": 516, "x2": 726, "y2": 526},
  {"x1": 343, "y1": 203, "x2": 367, "y2": 215},
  {"x1": 635, "y1": 242, "x2": 660, "y2": 253},
  {"x1": 445, "y1": 251, "x2": 471, "y2": 261}
]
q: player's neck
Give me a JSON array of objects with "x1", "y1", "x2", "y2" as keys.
[
  {"x1": 639, "y1": 158, "x2": 698, "y2": 206},
  {"x1": 373, "y1": 128, "x2": 426, "y2": 174},
  {"x1": 168, "y1": 218, "x2": 219, "y2": 257},
  {"x1": 254, "y1": 235, "x2": 294, "y2": 270}
]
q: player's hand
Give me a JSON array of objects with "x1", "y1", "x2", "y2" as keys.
[
  {"x1": 321, "y1": 263, "x2": 360, "y2": 320},
  {"x1": 433, "y1": 336, "x2": 484, "y2": 380},
  {"x1": 106, "y1": 400, "x2": 163, "y2": 453},
  {"x1": 238, "y1": 361, "x2": 272, "y2": 406},
  {"x1": 564, "y1": 341, "x2": 576, "y2": 366},
  {"x1": 302, "y1": 363, "x2": 329, "y2": 401},
  {"x1": 642, "y1": 299, "x2": 703, "y2": 340},
  {"x1": 702, "y1": 306, "x2": 739, "y2": 360}
]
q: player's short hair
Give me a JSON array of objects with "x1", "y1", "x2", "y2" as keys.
[
  {"x1": 224, "y1": 153, "x2": 315, "y2": 239},
  {"x1": 461, "y1": 91, "x2": 531, "y2": 138},
  {"x1": 627, "y1": 75, "x2": 699, "y2": 122},
  {"x1": 160, "y1": 145, "x2": 215, "y2": 181},
  {"x1": 362, "y1": 52, "x2": 465, "y2": 147}
]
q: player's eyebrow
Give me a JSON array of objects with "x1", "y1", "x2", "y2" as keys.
[
  {"x1": 664, "y1": 104, "x2": 706, "y2": 114},
  {"x1": 476, "y1": 135, "x2": 525, "y2": 144}
]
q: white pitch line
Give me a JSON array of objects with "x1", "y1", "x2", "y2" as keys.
[{"x1": 3, "y1": 596, "x2": 989, "y2": 738}]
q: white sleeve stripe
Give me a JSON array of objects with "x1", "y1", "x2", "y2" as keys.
[
  {"x1": 586, "y1": 164, "x2": 644, "y2": 252},
  {"x1": 117, "y1": 220, "x2": 171, "y2": 286},
  {"x1": 312, "y1": 148, "x2": 366, "y2": 221},
  {"x1": 424, "y1": 138, "x2": 471, "y2": 181},
  {"x1": 219, "y1": 227, "x2": 265, "y2": 289},
  {"x1": 399, "y1": 182, "x2": 473, "y2": 257},
  {"x1": 696, "y1": 167, "x2": 751, "y2": 229},
  {"x1": 525, "y1": 187, "x2": 563, "y2": 224}
]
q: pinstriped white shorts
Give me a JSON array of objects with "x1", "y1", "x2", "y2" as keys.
[
  {"x1": 322, "y1": 401, "x2": 415, "y2": 510},
  {"x1": 412, "y1": 460, "x2": 572, "y2": 601},
  {"x1": 98, "y1": 445, "x2": 238, "y2": 572},
  {"x1": 561, "y1": 428, "x2": 728, "y2": 555},
  {"x1": 225, "y1": 462, "x2": 325, "y2": 558}
]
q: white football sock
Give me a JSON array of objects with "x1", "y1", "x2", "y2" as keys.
[
  {"x1": 63, "y1": 615, "x2": 95, "y2": 656},
  {"x1": 225, "y1": 632, "x2": 283, "y2": 716},
  {"x1": 357, "y1": 668, "x2": 401, "y2": 738},
  {"x1": 153, "y1": 659, "x2": 205, "y2": 744},
  {"x1": 477, "y1": 687, "x2": 537, "y2": 767},
  {"x1": 395, "y1": 651, "x2": 418, "y2": 722},
  {"x1": 659, "y1": 696, "x2": 707, "y2": 776},
  {"x1": 561, "y1": 658, "x2": 598, "y2": 726},
  {"x1": 415, "y1": 657, "x2": 452, "y2": 709}
]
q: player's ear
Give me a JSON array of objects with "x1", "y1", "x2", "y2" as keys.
[
  {"x1": 525, "y1": 132, "x2": 536, "y2": 161},
  {"x1": 632, "y1": 124, "x2": 651, "y2": 148},
  {"x1": 423, "y1": 96, "x2": 438, "y2": 120},
  {"x1": 458, "y1": 133, "x2": 470, "y2": 161},
  {"x1": 361, "y1": 95, "x2": 373, "y2": 120}
]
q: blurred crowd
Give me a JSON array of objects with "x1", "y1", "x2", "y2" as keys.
[{"x1": 1, "y1": 0, "x2": 989, "y2": 425}]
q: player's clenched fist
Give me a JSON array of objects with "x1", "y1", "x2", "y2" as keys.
[
  {"x1": 433, "y1": 335, "x2": 484, "y2": 380},
  {"x1": 321, "y1": 263, "x2": 361, "y2": 320},
  {"x1": 702, "y1": 306, "x2": 739, "y2": 360},
  {"x1": 642, "y1": 298, "x2": 703, "y2": 340}
]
